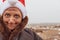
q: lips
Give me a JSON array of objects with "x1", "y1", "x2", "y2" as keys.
[
  {"x1": 8, "y1": 24, "x2": 16, "y2": 27},
  {"x1": 4, "y1": 21, "x2": 19, "y2": 30},
  {"x1": 7, "y1": 24, "x2": 17, "y2": 30}
]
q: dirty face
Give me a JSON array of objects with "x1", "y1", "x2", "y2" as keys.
[{"x1": 2, "y1": 7, "x2": 23, "y2": 30}]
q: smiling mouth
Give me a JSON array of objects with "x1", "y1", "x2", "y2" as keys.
[
  {"x1": 5, "y1": 22, "x2": 18, "y2": 28},
  {"x1": 8, "y1": 24, "x2": 16, "y2": 26}
]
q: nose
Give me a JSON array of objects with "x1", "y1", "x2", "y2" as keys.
[{"x1": 8, "y1": 17, "x2": 15, "y2": 24}]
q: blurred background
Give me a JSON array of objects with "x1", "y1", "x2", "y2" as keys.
[
  {"x1": 25, "y1": 0, "x2": 60, "y2": 40},
  {"x1": 26, "y1": 0, "x2": 60, "y2": 24}
]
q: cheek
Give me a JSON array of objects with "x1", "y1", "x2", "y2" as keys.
[
  {"x1": 3, "y1": 17, "x2": 9, "y2": 23},
  {"x1": 15, "y1": 19, "x2": 22, "y2": 24}
]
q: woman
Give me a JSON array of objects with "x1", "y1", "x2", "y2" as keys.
[{"x1": 0, "y1": 0, "x2": 43, "y2": 40}]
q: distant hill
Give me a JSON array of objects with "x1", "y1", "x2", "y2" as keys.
[{"x1": 26, "y1": 23, "x2": 60, "y2": 28}]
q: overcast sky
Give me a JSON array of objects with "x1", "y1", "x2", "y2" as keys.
[{"x1": 26, "y1": 0, "x2": 60, "y2": 24}]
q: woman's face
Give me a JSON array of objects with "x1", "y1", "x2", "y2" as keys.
[{"x1": 2, "y1": 7, "x2": 22, "y2": 30}]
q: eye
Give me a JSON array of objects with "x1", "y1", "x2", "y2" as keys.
[
  {"x1": 14, "y1": 14, "x2": 20, "y2": 18},
  {"x1": 5, "y1": 13, "x2": 10, "y2": 17}
]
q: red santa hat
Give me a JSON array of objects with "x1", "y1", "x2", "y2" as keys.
[{"x1": 0, "y1": 0, "x2": 27, "y2": 19}]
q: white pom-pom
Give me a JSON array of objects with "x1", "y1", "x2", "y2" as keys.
[{"x1": 7, "y1": 0, "x2": 18, "y2": 5}]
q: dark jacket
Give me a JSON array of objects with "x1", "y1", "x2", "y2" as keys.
[
  {"x1": 0, "y1": 16, "x2": 43, "y2": 40},
  {"x1": 0, "y1": 28, "x2": 43, "y2": 40}
]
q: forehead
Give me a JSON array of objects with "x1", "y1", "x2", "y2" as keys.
[
  {"x1": 4, "y1": 7, "x2": 22, "y2": 13},
  {"x1": 6, "y1": 7, "x2": 20, "y2": 11},
  {"x1": 3, "y1": 7, "x2": 23, "y2": 16}
]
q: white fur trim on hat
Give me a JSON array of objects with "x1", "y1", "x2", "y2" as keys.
[
  {"x1": 0, "y1": 0, "x2": 27, "y2": 19},
  {"x1": 0, "y1": 0, "x2": 3, "y2": 10}
]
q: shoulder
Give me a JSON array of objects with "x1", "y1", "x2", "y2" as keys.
[
  {"x1": 24, "y1": 28, "x2": 34, "y2": 35},
  {"x1": 23, "y1": 28, "x2": 43, "y2": 40}
]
